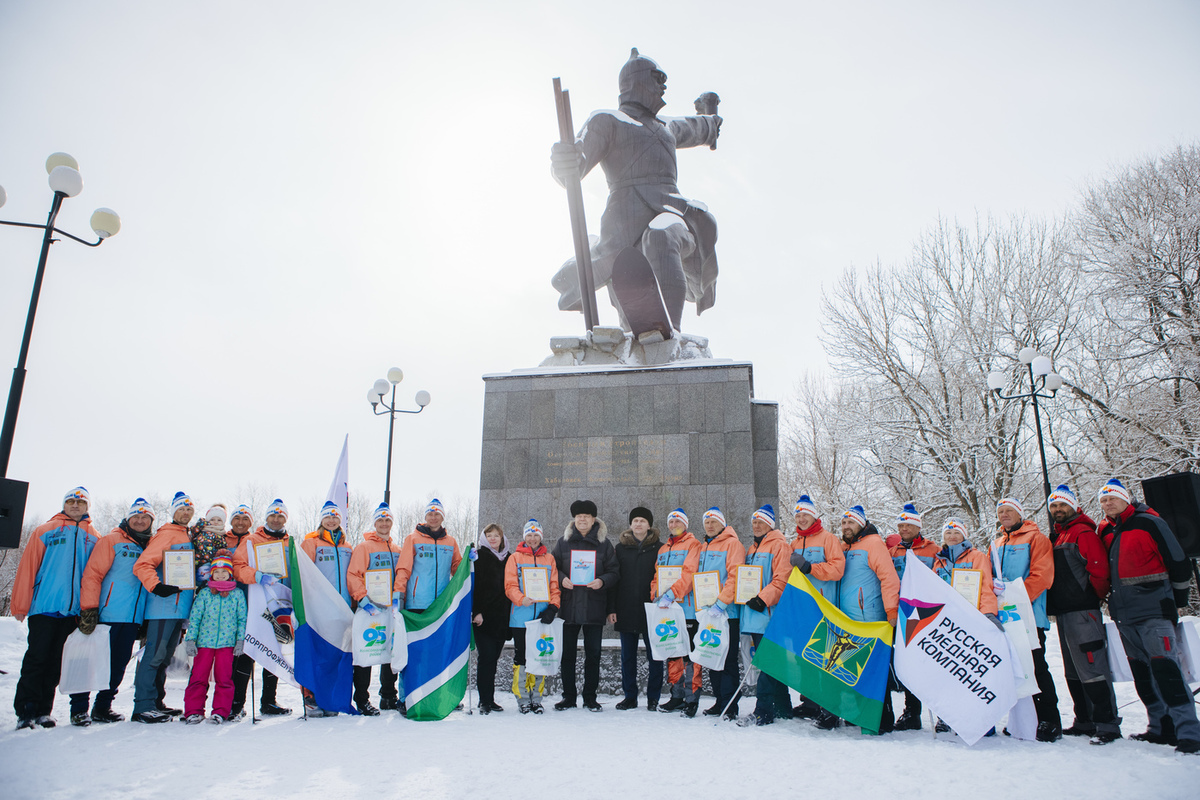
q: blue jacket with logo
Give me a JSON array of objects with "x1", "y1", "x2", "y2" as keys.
[
  {"x1": 302, "y1": 529, "x2": 353, "y2": 607},
  {"x1": 81, "y1": 526, "x2": 149, "y2": 624},
  {"x1": 396, "y1": 525, "x2": 462, "y2": 611},
  {"x1": 836, "y1": 525, "x2": 899, "y2": 623},
  {"x1": 11, "y1": 512, "x2": 100, "y2": 619},
  {"x1": 739, "y1": 529, "x2": 791, "y2": 635},
  {"x1": 133, "y1": 523, "x2": 196, "y2": 620}
]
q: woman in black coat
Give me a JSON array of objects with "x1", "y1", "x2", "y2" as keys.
[
  {"x1": 472, "y1": 523, "x2": 512, "y2": 713},
  {"x1": 611, "y1": 506, "x2": 664, "y2": 710}
]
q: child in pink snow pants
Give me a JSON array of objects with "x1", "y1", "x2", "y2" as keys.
[{"x1": 183, "y1": 550, "x2": 246, "y2": 723}]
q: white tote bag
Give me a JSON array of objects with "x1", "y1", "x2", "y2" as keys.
[
  {"x1": 690, "y1": 614, "x2": 730, "y2": 670},
  {"x1": 390, "y1": 608, "x2": 409, "y2": 671},
  {"x1": 352, "y1": 606, "x2": 393, "y2": 667},
  {"x1": 1176, "y1": 617, "x2": 1200, "y2": 683},
  {"x1": 59, "y1": 626, "x2": 111, "y2": 695},
  {"x1": 1105, "y1": 621, "x2": 1134, "y2": 682},
  {"x1": 524, "y1": 617, "x2": 565, "y2": 677},
  {"x1": 644, "y1": 603, "x2": 691, "y2": 660}
]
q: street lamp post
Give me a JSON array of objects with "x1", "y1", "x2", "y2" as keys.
[
  {"x1": 368, "y1": 367, "x2": 430, "y2": 505},
  {"x1": 987, "y1": 347, "x2": 1064, "y2": 532},
  {"x1": 0, "y1": 153, "x2": 121, "y2": 477}
]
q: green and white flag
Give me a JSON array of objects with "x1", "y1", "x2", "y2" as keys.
[{"x1": 399, "y1": 551, "x2": 474, "y2": 721}]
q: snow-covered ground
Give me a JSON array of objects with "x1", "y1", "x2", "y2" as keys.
[{"x1": 1, "y1": 616, "x2": 1197, "y2": 799}]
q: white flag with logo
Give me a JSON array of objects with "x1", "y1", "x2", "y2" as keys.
[{"x1": 894, "y1": 551, "x2": 1019, "y2": 745}]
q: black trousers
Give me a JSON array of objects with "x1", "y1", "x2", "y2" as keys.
[
  {"x1": 353, "y1": 664, "x2": 399, "y2": 706},
  {"x1": 474, "y1": 630, "x2": 506, "y2": 706},
  {"x1": 560, "y1": 623, "x2": 603, "y2": 703},
  {"x1": 92, "y1": 621, "x2": 142, "y2": 713},
  {"x1": 14, "y1": 614, "x2": 88, "y2": 718},
  {"x1": 1031, "y1": 628, "x2": 1062, "y2": 729},
  {"x1": 232, "y1": 653, "x2": 280, "y2": 711}
]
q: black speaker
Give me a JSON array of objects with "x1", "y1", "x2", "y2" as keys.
[
  {"x1": 1141, "y1": 472, "x2": 1200, "y2": 559},
  {"x1": 0, "y1": 477, "x2": 29, "y2": 550}
]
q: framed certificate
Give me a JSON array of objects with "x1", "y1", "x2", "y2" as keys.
[
  {"x1": 569, "y1": 550, "x2": 596, "y2": 585},
  {"x1": 734, "y1": 565, "x2": 763, "y2": 605},
  {"x1": 164, "y1": 549, "x2": 196, "y2": 590},
  {"x1": 951, "y1": 568, "x2": 983, "y2": 608},
  {"x1": 656, "y1": 565, "x2": 683, "y2": 596},
  {"x1": 255, "y1": 541, "x2": 288, "y2": 579},
  {"x1": 365, "y1": 568, "x2": 393, "y2": 605},
  {"x1": 521, "y1": 566, "x2": 551, "y2": 603},
  {"x1": 693, "y1": 570, "x2": 720, "y2": 609}
]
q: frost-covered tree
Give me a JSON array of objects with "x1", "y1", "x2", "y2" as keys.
[
  {"x1": 794, "y1": 215, "x2": 1086, "y2": 534},
  {"x1": 1069, "y1": 144, "x2": 1200, "y2": 477}
]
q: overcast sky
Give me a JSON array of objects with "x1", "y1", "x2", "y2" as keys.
[{"x1": 1, "y1": 1, "x2": 1198, "y2": 526}]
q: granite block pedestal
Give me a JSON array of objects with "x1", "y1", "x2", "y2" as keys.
[{"x1": 478, "y1": 360, "x2": 778, "y2": 545}]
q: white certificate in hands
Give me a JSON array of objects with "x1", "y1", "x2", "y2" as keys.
[
  {"x1": 693, "y1": 570, "x2": 720, "y2": 609},
  {"x1": 365, "y1": 568, "x2": 393, "y2": 605},
  {"x1": 164, "y1": 549, "x2": 196, "y2": 590},
  {"x1": 734, "y1": 565, "x2": 763, "y2": 605},
  {"x1": 255, "y1": 541, "x2": 288, "y2": 579},
  {"x1": 521, "y1": 566, "x2": 551, "y2": 603},
  {"x1": 952, "y1": 568, "x2": 983, "y2": 609},
  {"x1": 656, "y1": 565, "x2": 682, "y2": 597},
  {"x1": 569, "y1": 550, "x2": 596, "y2": 585}
]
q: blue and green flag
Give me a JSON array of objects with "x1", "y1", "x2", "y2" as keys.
[
  {"x1": 754, "y1": 569, "x2": 894, "y2": 732},
  {"x1": 399, "y1": 550, "x2": 474, "y2": 721}
]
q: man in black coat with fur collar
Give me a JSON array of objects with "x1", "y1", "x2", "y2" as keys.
[{"x1": 551, "y1": 500, "x2": 619, "y2": 711}]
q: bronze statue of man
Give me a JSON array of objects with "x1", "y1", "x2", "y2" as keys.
[{"x1": 551, "y1": 49, "x2": 722, "y2": 332}]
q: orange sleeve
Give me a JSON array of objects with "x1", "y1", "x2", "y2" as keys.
[
  {"x1": 1024, "y1": 531, "x2": 1054, "y2": 602},
  {"x1": 548, "y1": 559, "x2": 561, "y2": 606},
  {"x1": 758, "y1": 540, "x2": 791, "y2": 607},
  {"x1": 450, "y1": 538, "x2": 463, "y2": 575},
  {"x1": 133, "y1": 534, "x2": 167, "y2": 591},
  {"x1": 669, "y1": 539, "x2": 701, "y2": 600},
  {"x1": 300, "y1": 536, "x2": 319, "y2": 564},
  {"x1": 978, "y1": 560, "x2": 998, "y2": 616},
  {"x1": 504, "y1": 556, "x2": 524, "y2": 605},
  {"x1": 869, "y1": 539, "x2": 900, "y2": 623},
  {"x1": 347, "y1": 543, "x2": 369, "y2": 603},
  {"x1": 10, "y1": 524, "x2": 50, "y2": 619},
  {"x1": 716, "y1": 537, "x2": 746, "y2": 606},
  {"x1": 394, "y1": 539, "x2": 414, "y2": 598},
  {"x1": 233, "y1": 536, "x2": 256, "y2": 585},
  {"x1": 81, "y1": 536, "x2": 117, "y2": 610}
]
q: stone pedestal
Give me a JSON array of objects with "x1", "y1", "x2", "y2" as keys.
[{"x1": 477, "y1": 360, "x2": 778, "y2": 543}]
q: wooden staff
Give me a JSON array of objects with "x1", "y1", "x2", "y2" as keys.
[{"x1": 553, "y1": 77, "x2": 600, "y2": 332}]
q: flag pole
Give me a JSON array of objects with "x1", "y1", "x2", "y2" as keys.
[{"x1": 251, "y1": 671, "x2": 258, "y2": 724}]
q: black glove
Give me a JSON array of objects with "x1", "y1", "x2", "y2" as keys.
[
  {"x1": 984, "y1": 613, "x2": 1005, "y2": 632},
  {"x1": 1174, "y1": 588, "x2": 1191, "y2": 609},
  {"x1": 152, "y1": 583, "x2": 182, "y2": 598},
  {"x1": 78, "y1": 607, "x2": 99, "y2": 635},
  {"x1": 746, "y1": 596, "x2": 767, "y2": 613},
  {"x1": 538, "y1": 604, "x2": 559, "y2": 625},
  {"x1": 790, "y1": 551, "x2": 812, "y2": 574}
]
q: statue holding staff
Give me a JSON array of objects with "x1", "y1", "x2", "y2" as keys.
[{"x1": 550, "y1": 49, "x2": 722, "y2": 334}]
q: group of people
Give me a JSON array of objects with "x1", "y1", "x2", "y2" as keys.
[
  {"x1": 10, "y1": 488, "x2": 460, "y2": 727},
  {"x1": 9, "y1": 478, "x2": 1199, "y2": 755}
]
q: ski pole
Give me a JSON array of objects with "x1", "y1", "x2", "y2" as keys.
[
  {"x1": 251, "y1": 671, "x2": 257, "y2": 724},
  {"x1": 716, "y1": 674, "x2": 749, "y2": 726}
]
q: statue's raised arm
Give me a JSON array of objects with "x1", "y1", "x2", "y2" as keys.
[{"x1": 551, "y1": 49, "x2": 722, "y2": 335}]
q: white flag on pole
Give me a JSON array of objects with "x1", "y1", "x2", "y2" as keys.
[
  {"x1": 894, "y1": 551, "x2": 1019, "y2": 745},
  {"x1": 325, "y1": 434, "x2": 349, "y2": 525}
]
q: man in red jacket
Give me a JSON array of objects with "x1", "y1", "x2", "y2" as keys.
[
  {"x1": 1046, "y1": 484, "x2": 1120, "y2": 744},
  {"x1": 1097, "y1": 478, "x2": 1199, "y2": 754}
]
